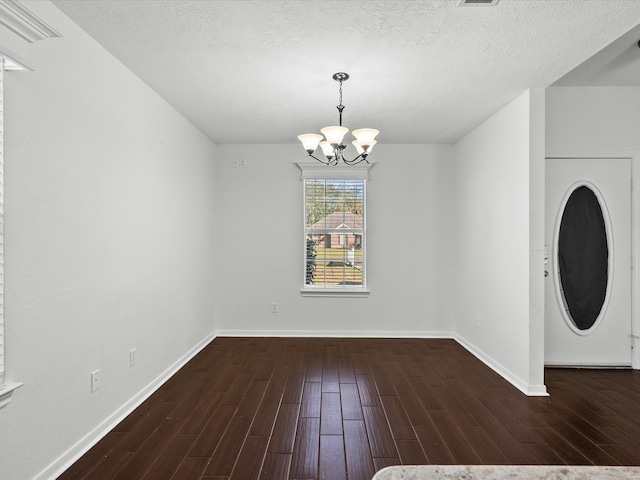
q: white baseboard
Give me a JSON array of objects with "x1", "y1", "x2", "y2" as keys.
[
  {"x1": 218, "y1": 329, "x2": 548, "y2": 395},
  {"x1": 36, "y1": 328, "x2": 548, "y2": 479},
  {"x1": 215, "y1": 329, "x2": 454, "y2": 338},
  {"x1": 218, "y1": 329, "x2": 547, "y2": 395},
  {"x1": 454, "y1": 333, "x2": 548, "y2": 397},
  {"x1": 36, "y1": 331, "x2": 217, "y2": 480}
]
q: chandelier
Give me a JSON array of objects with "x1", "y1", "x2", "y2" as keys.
[{"x1": 298, "y1": 72, "x2": 379, "y2": 166}]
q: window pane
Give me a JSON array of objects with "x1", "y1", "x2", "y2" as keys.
[
  {"x1": 305, "y1": 179, "x2": 327, "y2": 228},
  {"x1": 304, "y1": 179, "x2": 365, "y2": 288},
  {"x1": 558, "y1": 185, "x2": 609, "y2": 330}
]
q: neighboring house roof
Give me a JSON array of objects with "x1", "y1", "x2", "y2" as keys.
[{"x1": 309, "y1": 211, "x2": 363, "y2": 230}]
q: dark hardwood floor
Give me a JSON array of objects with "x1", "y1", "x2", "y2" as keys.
[{"x1": 59, "y1": 337, "x2": 640, "y2": 480}]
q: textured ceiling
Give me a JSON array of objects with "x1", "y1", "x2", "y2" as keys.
[
  {"x1": 555, "y1": 23, "x2": 640, "y2": 86},
  {"x1": 51, "y1": 0, "x2": 640, "y2": 145}
]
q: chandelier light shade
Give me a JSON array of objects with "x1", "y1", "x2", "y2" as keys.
[
  {"x1": 320, "y1": 126, "x2": 349, "y2": 146},
  {"x1": 352, "y1": 139, "x2": 377, "y2": 156},
  {"x1": 298, "y1": 134, "x2": 323, "y2": 153},
  {"x1": 298, "y1": 72, "x2": 379, "y2": 166}
]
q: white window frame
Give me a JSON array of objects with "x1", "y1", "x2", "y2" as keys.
[
  {"x1": 0, "y1": 0, "x2": 59, "y2": 408},
  {"x1": 0, "y1": 56, "x2": 5, "y2": 390},
  {"x1": 297, "y1": 159, "x2": 373, "y2": 297},
  {"x1": 0, "y1": 55, "x2": 20, "y2": 408}
]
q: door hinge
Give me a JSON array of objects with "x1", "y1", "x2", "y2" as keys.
[
  {"x1": 631, "y1": 335, "x2": 640, "y2": 349},
  {"x1": 632, "y1": 257, "x2": 636, "y2": 271},
  {"x1": 631, "y1": 178, "x2": 634, "y2": 192}
]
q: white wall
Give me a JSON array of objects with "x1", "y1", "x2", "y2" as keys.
[
  {"x1": 547, "y1": 87, "x2": 640, "y2": 152},
  {"x1": 0, "y1": 1, "x2": 554, "y2": 476},
  {"x1": 214, "y1": 144, "x2": 456, "y2": 336},
  {"x1": 546, "y1": 86, "x2": 640, "y2": 369},
  {"x1": 528, "y1": 89, "x2": 546, "y2": 392},
  {"x1": 0, "y1": 2, "x2": 218, "y2": 479},
  {"x1": 453, "y1": 90, "x2": 546, "y2": 395}
]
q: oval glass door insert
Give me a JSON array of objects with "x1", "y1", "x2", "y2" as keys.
[{"x1": 557, "y1": 185, "x2": 609, "y2": 331}]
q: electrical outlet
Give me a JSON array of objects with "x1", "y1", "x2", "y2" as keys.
[
  {"x1": 232, "y1": 158, "x2": 246, "y2": 168},
  {"x1": 271, "y1": 302, "x2": 278, "y2": 313},
  {"x1": 129, "y1": 348, "x2": 137, "y2": 367},
  {"x1": 91, "y1": 369, "x2": 101, "y2": 392}
]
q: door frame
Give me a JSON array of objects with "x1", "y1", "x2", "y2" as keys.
[{"x1": 545, "y1": 151, "x2": 639, "y2": 370}]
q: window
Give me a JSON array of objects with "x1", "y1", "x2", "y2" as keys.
[
  {"x1": 297, "y1": 160, "x2": 373, "y2": 296},
  {"x1": 0, "y1": 55, "x2": 20, "y2": 408},
  {"x1": 0, "y1": 0, "x2": 58, "y2": 408},
  {"x1": 0, "y1": 56, "x2": 19, "y2": 408},
  {"x1": 0, "y1": 57, "x2": 4, "y2": 389}
]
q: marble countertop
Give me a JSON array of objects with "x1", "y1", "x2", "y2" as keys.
[{"x1": 372, "y1": 465, "x2": 640, "y2": 479}]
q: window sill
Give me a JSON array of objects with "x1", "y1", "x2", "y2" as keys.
[
  {"x1": 301, "y1": 288, "x2": 370, "y2": 298},
  {"x1": 0, "y1": 382, "x2": 23, "y2": 409}
]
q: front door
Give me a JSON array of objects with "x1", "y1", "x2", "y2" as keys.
[{"x1": 545, "y1": 157, "x2": 632, "y2": 366}]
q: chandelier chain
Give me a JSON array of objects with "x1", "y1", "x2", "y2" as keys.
[{"x1": 337, "y1": 78, "x2": 345, "y2": 126}]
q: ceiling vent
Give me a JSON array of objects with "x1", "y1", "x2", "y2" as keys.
[{"x1": 457, "y1": 0, "x2": 501, "y2": 6}]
